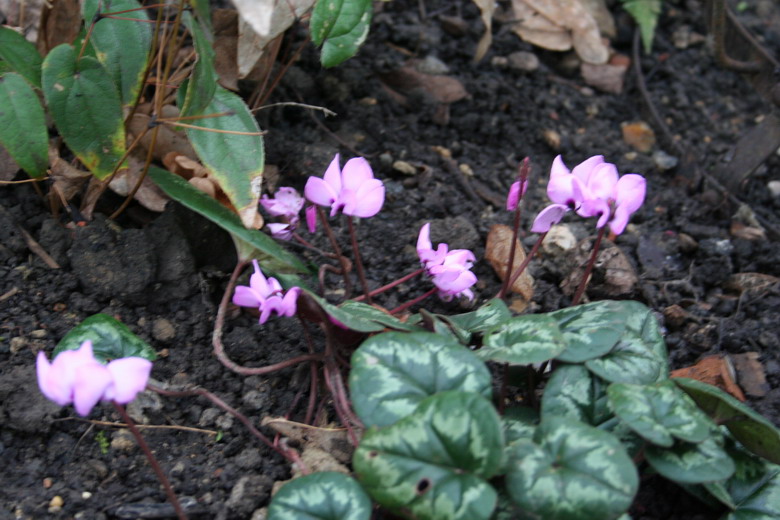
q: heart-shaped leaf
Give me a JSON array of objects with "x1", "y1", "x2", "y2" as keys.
[
  {"x1": 353, "y1": 391, "x2": 503, "y2": 520},
  {"x1": 0, "y1": 73, "x2": 48, "y2": 178},
  {"x1": 584, "y1": 301, "x2": 668, "y2": 384},
  {"x1": 41, "y1": 44, "x2": 125, "y2": 179},
  {"x1": 54, "y1": 314, "x2": 156, "y2": 362},
  {"x1": 446, "y1": 298, "x2": 512, "y2": 334},
  {"x1": 478, "y1": 314, "x2": 566, "y2": 365},
  {"x1": 725, "y1": 463, "x2": 780, "y2": 520},
  {"x1": 268, "y1": 472, "x2": 371, "y2": 520},
  {"x1": 0, "y1": 26, "x2": 42, "y2": 87},
  {"x1": 304, "y1": 292, "x2": 391, "y2": 333},
  {"x1": 183, "y1": 85, "x2": 265, "y2": 230},
  {"x1": 148, "y1": 166, "x2": 307, "y2": 273},
  {"x1": 549, "y1": 300, "x2": 629, "y2": 363},
  {"x1": 310, "y1": 0, "x2": 373, "y2": 67},
  {"x1": 505, "y1": 416, "x2": 638, "y2": 520},
  {"x1": 645, "y1": 435, "x2": 736, "y2": 484},
  {"x1": 503, "y1": 406, "x2": 539, "y2": 446},
  {"x1": 674, "y1": 377, "x2": 780, "y2": 464},
  {"x1": 541, "y1": 364, "x2": 612, "y2": 426},
  {"x1": 350, "y1": 332, "x2": 492, "y2": 427},
  {"x1": 82, "y1": 0, "x2": 151, "y2": 107},
  {"x1": 607, "y1": 380, "x2": 715, "y2": 447},
  {"x1": 336, "y1": 300, "x2": 421, "y2": 332}
]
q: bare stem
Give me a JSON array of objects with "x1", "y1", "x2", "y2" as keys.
[
  {"x1": 112, "y1": 402, "x2": 187, "y2": 520},
  {"x1": 497, "y1": 232, "x2": 547, "y2": 299},
  {"x1": 499, "y1": 206, "x2": 523, "y2": 299},
  {"x1": 352, "y1": 267, "x2": 425, "y2": 302},
  {"x1": 571, "y1": 226, "x2": 607, "y2": 306},
  {"x1": 348, "y1": 216, "x2": 372, "y2": 304},
  {"x1": 317, "y1": 207, "x2": 353, "y2": 297},
  {"x1": 390, "y1": 287, "x2": 438, "y2": 315}
]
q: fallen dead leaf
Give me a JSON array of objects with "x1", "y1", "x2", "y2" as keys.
[
  {"x1": 128, "y1": 111, "x2": 197, "y2": 162},
  {"x1": 212, "y1": 9, "x2": 239, "y2": 91},
  {"x1": 0, "y1": 0, "x2": 46, "y2": 41},
  {"x1": 108, "y1": 155, "x2": 169, "y2": 212},
  {"x1": 671, "y1": 355, "x2": 746, "y2": 402},
  {"x1": 621, "y1": 121, "x2": 656, "y2": 153},
  {"x1": 471, "y1": 0, "x2": 495, "y2": 62},
  {"x1": 730, "y1": 352, "x2": 769, "y2": 398},
  {"x1": 379, "y1": 65, "x2": 469, "y2": 105},
  {"x1": 37, "y1": 0, "x2": 81, "y2": 55},
  {"x1": 511, "y1": 0, "x2": 571, "y2": 52},
  {"x1": 580, "y1": 62, "x2": 627, "y2": 94},
  {"x1": 261, "y1": 417, "x2": 355, "y2": 464},
  {"x1": 724, "y1": 272, "x2": 780, "y2": 296},
  {"x1": 485, "y1": 224, "x2": 534, "y2": 309},
  {"x1": 0, "y1": 144, "x2": 20, "y2": 181}
]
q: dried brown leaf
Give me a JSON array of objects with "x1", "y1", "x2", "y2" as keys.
[
  {"x1": 261, "y1": 417, "x2": 355, "y2": 464},
  {"x1": 36, "y1": 0, "x2": 80, "y2": 54},
  {"x1": 472, "y1": 0, "x2": 495, "y2": 62},
  {"x1": 128, "y1": 112, "x2": 196, "y2": 162},
  {"x1": 671, "y1": 356, "x2": 746, "y2": 402},
  {"x1": 107, "y1": 155, "x2": 169, "y2": 212},
  {"x1": 379, "y1": 65, "x2": 468, "y2": 104},
  {"x1": 0, "y1": 144, "x2": 20, "y2": 181},
  {"x1": 485, "y1": 224, "x2": 534, "y2": 303},
  {"x1": 212, "y1": 9, "x2": 239, "y2": 91}
]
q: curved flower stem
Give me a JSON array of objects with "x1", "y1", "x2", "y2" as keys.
[
  {"x1": 497, "y1": 232, "x2": 547, "y2": 299},
  {"x1": 148, "y1": 384, "x2": 295, "y2": 462},
  {"x1": 499, "y1": 203, "x2": 524, "y2": 299},
  {"x1": 292, "y1": 232, "x2": 336, "y2": 258},
  {"x1": 112, "y1": 402, "x2": 187, "y2": 520},
  {"x1": 352, "y1": 267, "x2": 426, "y2": 302},
  {"x1": 317, "y1": 207, "x2": 353, "y2": 297},
  {"x1": 298, "y1": 316, "x2": 320, "y2": 426},
  {"x1": 390, "y1": 287, "x2": 438, "y2": 315},
  {"x1": 571, "y1": 225, "x2": 607, "y2": 306},
  {"x1": 348, "y1": 216, "x2": 372, "y2": 304},
  {"x1": 213, "y1": 260, "x2": 324, "y2": 375}
]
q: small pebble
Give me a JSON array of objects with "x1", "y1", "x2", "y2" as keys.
[
  {"x1": 49, "y1": 495, "x2": 64, "y2": 513},
  {"x1": 43, "y1": 478, "x2": 53, "y2": 489},
  {"x1": 621, "y1": 121, "x2": 656, "y2": 152},
  {"x1": 82, "y1": 491, "x2": 92, "y2": 500},
  {"x1": 652, "y1": 150, "x2": 679, "y2": 171},
  {"x1": 151, "y1": 318, "x2": 175, "y2": 342},
  {"x1": 491, "y1": 56, "x2": 508, "y2": 68},
  {"x1": 413, "y1": 55, "x2": 449, "y2": 75},
  {"x1": 392, "y1": 160, "x2": 417, "y2": 176},
  {"x1": 110, "y1": 429, "x2": 136, "y2": 452},
  {"x1": 458, "y1": 163, "x2": 474, "y2": 176},
  {"x1": 768, "y1": 180, "x2": 780, "y2": 197},
  {"x1": 507, "y1": 51, "x2": 539, "y2": 72}
]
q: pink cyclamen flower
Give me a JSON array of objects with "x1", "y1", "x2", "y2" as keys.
[
  {"x1": 261, "y1": 187, "x2": 305, "y2": 240},
  {"x1": 37, "y1": 340, "x2": 152, "y2": 416},
  {"x1": 531, "y1": 155, "x2": 646, "y2": 235},
  {"x1": 233, "y1": 259, "x2": 301, "y2": 324},
  {"x1": 506, "y1": 180, "x2": 528, "y2": 211},
  {"x1": 304, "y1": 154, "x2": 385, "y2": 218},
  {"x1": 305, "y1": 205, "x2": 317, "y2": 233},
  {"x1": 417, "y1": 223, "x2": 477, "y2": 301}
]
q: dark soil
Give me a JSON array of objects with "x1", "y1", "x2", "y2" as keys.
[{"x1": 3, "y1": 0, "x2": 780, "y2": 518}]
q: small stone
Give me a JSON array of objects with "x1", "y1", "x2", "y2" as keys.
[
  {"x1": 379, "y1": 152, "x2": 393, "y2": 167},
  {"x1": 768, "y1": 180, "x2": 780, "y2": 197},
  {"x1": 413, "y1": 55, "x2": 450, "y2": 75},
  {"x1": 430, "y1": 145, "x2": 451, "y2": 159},
  {"x1": 678, "y1": 232, "x2": 698, "y2": 253},
  {"x1": 652, "y1": 150, "x2": 678, "y2": 171},
  {"x1": 82, "y1": 491, "x2": 92, "y2": 500},
  {"x1": 392, "y1": 160, "x2": 417, "y2": 176},
  {"x1": 542, "y1": 129, "x2": 562, "y2": 150},
  {"x1": 151, "y1": 318, "x2": 176, "y2": 342},
  {"x1": 581, "y1": 63, "x2": 627, "y2": 94},
  {"x1": 199, "y1": 408, "x2": 220, "y2": 427},
  {"x1": 49, "y1": 495, "x2": 64, "y2": 513},
  {"x1": 110, "y1": 429, "x2": 136, "y2": 452},
  {"x1": 357, "y1": 97, "x2": 377, "y2": 106},
  {"x1": 507, "y1": 51, "x2": 539, "y2": 72},
  {"x1": 621, "y1": 121, "x2": 656, "y2": 152},
  {"x1": 227, "y1": 475, "x2": 273, "y2": 516},
  {"x1": 9, "y1": 337, "x2": 26, "y2": 354},
  {"x1": 541, "y1": 225, "x2": 577, "y2": 256},
  {"x1": 491, "y1": 56, "x2": 508, "y2": 68},
  {"x1": 43, "y1": 478, "x2": 53, "y2": 488},
  {"x1": 215, "y1": 413, "x2": 234, "y2": 431},
  {"x1": 31, "y1": 329, "x2": 47, "y2": 339},
  {"x1": 458, "y1": 163, "x2": 474, "y2": 176}
]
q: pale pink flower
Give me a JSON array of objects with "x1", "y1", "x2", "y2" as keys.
[
  {"x1": 36, "y1": 340, "x2": 152, "y2": 416},
  {"x1": 233, "y1": 260, "x2": 301, "y2": 324},
  {"x1": 416, "y1": 223, "x2": 477, "y2": 301},
  {"x1": 304, "y1": 154, "x2": 385, "y2": 218}
]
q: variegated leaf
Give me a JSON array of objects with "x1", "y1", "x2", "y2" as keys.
[
  {"x1": 268, "y1": 472, "x2": 371, "y2": 520},
  {"x1": 350, "y1": 332, "x2": 492, "y2": 427},
  {"x1": 550, "y1": 300, "x2": 629, "y2": 363},
  {"x1": 541, "y1": 364, "x2": 612, "y2": 426},
  {"x1": 478, "y1": 314, "x2": 566, "y2": 365},
  {"x1": 645, "y1": 435, "x2": 735, "y2": 484}
]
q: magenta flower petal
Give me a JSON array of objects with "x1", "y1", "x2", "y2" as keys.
[
  {"x1": 37, "y1": 351, "x2": 71, "y2": 406},
  {"x1": 506, "y1": 180, "x2": 528, "y2": 211},
  {"x1": 306, "y1": 205, "x2": 317, "y2": 233},
  {"x1": 570, "y1": 155, "x2": 605, "y2": 184},
  {"x1": 304, "y1": 176, "x2": 338, "y2": 208},
  {"x1": 322, "y1": 154, "x2": 343, "y2": 194},
  {"x1": 260, "y1": 187, "x2": 304, "y2": 218},
  {"x1": 267, "y1": 223, "x2": 293, "y2": 240},
  {"x1": 417, "y1": 223, "x2": 432, "y2": 253},
  {"x1": 73, "y1": 363, "x2": 113, "y2": 416},
  {"x1": 614, "y1": 174, "x2": 646, "y2": 214},
  {"x1": 609, "y1": 205, "x2": 632, "y2": 235},
  {"x1": 531, "y1": 204, "x2": 569, "y2": 233},
  {"x1": 105, "y1": 357, "x2": 152, "y2": 403},
  {"x1": 341, "y1": 157, "x2": 374, "y2": 192},
  {"x1": 233, "y1": 286, "x2": 262, "y2": 308},
  {"x1": 585, "y1": 163, "x2": 619, "y2": 202},
  {"x1": 349, "y1": 179, "x2": 385, "y2": 217},
  {"x1": 549, "y1": 155, "x2": 571, "y2": 180}
]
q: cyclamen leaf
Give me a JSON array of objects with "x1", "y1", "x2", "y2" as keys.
[
  {"x1": 311, "y1": 0, "x2": 372, "y2": 68},
  {"x1": 0, "y1": 73, "x2": 49, "y2": 178},
  {"x1": 54, "y1": 314, "x2": 156, "y2": 362},
  {"x1": 183, "y1": 85, "x2": 265, "y2": 230},
  {"x1": 268, "y1": 472, "x2": 371, "y2": 520},
  {"x1": 82, "y1": 0, "x2": 151, "y2": 106},
  {"x1": 584, "y1": 300, "x2": 668, "y2": 384},
  {"x1": 337, "y1": 300, "x2": 422, "y2": 332},
  {"x1": 0, "y1": 26, "x2": 43, "y2": 87},
  {"x1": 478, "y1": 314, "x2": 566, "y2": 365},
  {"x1": 549, "y1": 300, "x2": 629, "y2": 363},
  {"x1": 607, "y1": 381, "x2": 715, "y2": 447},
  {"x1": 725, "y1": 463, "x2": 780, "y2": 520},
  {"x1": 180, "y1": 11, "x2": 217, "y2": 116},
  {"x1": 350, "y1": 332, "x2": 492, "y2": 427},
  {"x1": 505, "y1": 416, "x2": 638, "y2": 520},
  {"x1": 674, "y1": 377, "x2": 780, "y2": 464},
  {"x1": 645, "y1": 435, "x2": 736, "y2": 484},
  {"x1": 148, "y1": 166, "x2": 308, "y2": 273},
  {"x1": 541, "y1": 364, "x2": 612, "y2": 426},
  {"x1": 446, "y1": 298, "x2": 512, "y2": 334},
  {"x1": 354, "y1": 391, "x2": 503, "y2": 520},
  {"x1": 41, "y1": 44, "x2": 125, "y2": 179}
]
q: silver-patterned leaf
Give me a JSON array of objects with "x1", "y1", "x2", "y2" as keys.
[
  {"x1": 478, "y1": 314, "x2": 566, "y2": 365},
  {"x1": 550, "y1": 300, "x2": 629, "y2": 363},
  {"x1": 268, "y1": 472, "x2": 371, "y2": 520},
  {"x1": 541, "y1": 364, "x2": 612, "y2": 426},
  {"x1": 645, "y1": 435, "x2": 736, "y2": 484}
]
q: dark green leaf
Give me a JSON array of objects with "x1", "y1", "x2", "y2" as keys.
[
  {"x1": 503, "y1": 406, "x2": 539, "y2": 446},
  {"x1": 675, "y1": 378, "x2": 780, "y2": 464},
  {"x1": 188, "y1": 0, "x2": 213, "y2": 33},
  {"x1": 82, "y1": 0, "x2": 151, "y2": 106},
  {"x1": 54, "y1": 314, "x2": 156, "y2": 362},
  {"x1": 0, "y1": 73, "x2": 49, "y2": 178},
  {"x1": 183, "y1": 85, "x2": 264, "y2": 229},
  {"x1": 607, "y1": 381, "x2": 715, "y2": 447},
  {"x1": 268, "y1": 472, "x2": 372, "y2": 520},
  {"x1": 443, "y1": 298, "x2": 512, "y2": 335},
  {"x1": 505, "y1": 416, "x2": 638, "y2": 520},
  {"x1": 0, "y1": 26, "x2": 42, "y2": 87},
  {"x1": 414, "y1": 309, "x2": 472, "y2": 345},
  {"x1": 725, "y1": 463, "x2": 780, "y2": 520},
  {"x1": 304, "y1": 291, "x2": 387, "y2": 333},
  {"x1": 550, "y1": 300, "x2": 629, "y2": 363},
  {"x1": 584, "y1": 301, "x2": 668, "y2": 384},
  {"x1": 148, "y1": 166, "x2": 307, "y2": 272},
  {"x1": 645, "y1": 435, "x2": 735, "y2": 484},
  {"x1": 337, "y1": 300, "x2": 422, "y2": 332},
  {"x1": 541, "y1": 364, "x2": 612, "y2": 426},
  {"x1": 478, "y1": 314, "x2": 566, "y2": 365},
  {"x1": 353, "y1": 391, "x2": 503, "y2": 520},
  {"x1": 41, "y1": 44, "x2": 125, "y2": 179},
  {"x1": 311, "y1": 0, "x2": 372, "y2": 67},
  {"x1": 180, "y1": 11, "x2": 216, "y2": 116},
  {"x1": 350, "y1": 332, "x2": 492, "y2": 427}
]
